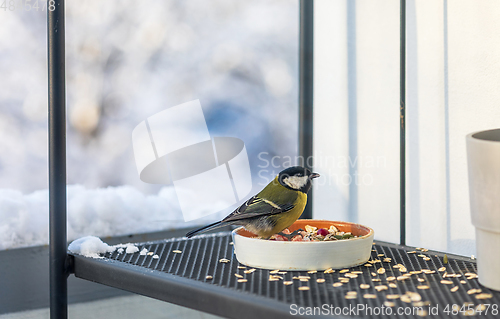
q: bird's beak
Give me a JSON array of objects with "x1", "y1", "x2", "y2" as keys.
[{"x1": 310, "y1": 173, "x2": 320, "y2": 179}]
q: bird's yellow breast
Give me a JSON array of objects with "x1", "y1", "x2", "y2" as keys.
[{"x1": 261, "y1": 191, "x2": 307, "y2": 238}]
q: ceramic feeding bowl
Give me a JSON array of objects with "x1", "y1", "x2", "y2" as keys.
[{"x1": 232, "y1": 219, "x2": 374, "y2": 270}]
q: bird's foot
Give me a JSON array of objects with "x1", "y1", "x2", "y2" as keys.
[{"x1": 277, "y1": 229, "x2": 304, "y2": 241}]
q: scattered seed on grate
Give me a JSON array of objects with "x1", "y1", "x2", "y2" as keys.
[
  {"x1": 298, "y1": 286, "x2": 310, "y2": 291},
  {"x1": 324, "y1": 268, "x2": 334, "y2": 274},
  {"x1": 307, "y1": 270, "x2": 317, "y2": 274},
  {"x1": 172, "y1": 250, "x2": 182, "y2": 254},
  {"x1": 237, "y1": 279, "x2": 248, "y2": 283},
  {"x1": 283, "y1": 281, "x2": 293, "y2": 285},
  {"x1": 219, "y1": 258, "x2": 230, "y2": 263},
  {"x1": 206, "y1": 275, "x2": 213, "y2": 280},
  {"x1": 375, "y1": 285, "x2": 388, "y2": 292},
  {"x1": 475, "y1": 293, "x2": 493, "y2": 300},
  {"x1": 234, "y1": 274, "x2": 243, "y2": 278},
  {"x1": 316, "y1": 279, "x2": 325, "y2": 283},
  {"x1": 360, "y1": 284, "x2": 370, "y2": 289},
  {"x1": 364, "y1": 294, "x2": 377, "y2": 299},
  {"x1": 333, "y1": 283, "x2": 343, "y2": 287}
]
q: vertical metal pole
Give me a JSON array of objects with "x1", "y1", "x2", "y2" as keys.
[
  {"x1": 400, "y1": 0, "x2": 406, "y2": 245},
  {"x1": 299, "y1": 0, "x2": 314, "y2": 219},
  {"x1": 48, "y1": 1, "x2": 68, "y2": 318}
]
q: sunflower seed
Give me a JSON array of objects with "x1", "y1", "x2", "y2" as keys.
[
  {"x1": 410, "y1": 271, "x2": 422, "y2": 275},
  {"x1": 219, "y1": 258, "x2": 230, "y2": 263},
  {"x1": 400, "y1": 295, "x2": 412, "y2": 303},
  {"x1": 364, "y1": 264, "x2": 373, "y2": 267},
  {"x1": 345, "y1": 295, "x2": 357, "y2": 299},
  {"x1": 298, "y1": 286, "x2": 310, "y2": 291},
  {"x1": 475, "y1": 293, "x2": 493, "y2": 300},
  {"x1": 438, "y1": 267, "x2": 446, "y2": 272},
  {"x1": 339, "y1": 269, "x2": 350, "y2": 273},
  {"x1": 307, "y1": 270, "x2": 317, "y2": 274},
  {"x1": 460, "y1": 280, "x2": 466, "y2": 284},
  {"x1": 333, "y1": 283, "x2": 343, "y2": 287},
  {"x1": 324, "y1": 268, "x2": 335, "y2": 274},
  {"x1": 300, "y1": 279, "x2": 309, "y2": 282},
  {"x1": 237, "y1": 279, "x2": 248, "y2": 283},
  {"x1": 317, "y1": 279, "x2": 326, "y2": 283},
  {"x1": 360, "y1": 284, "x2": 370, "y2": 289},
  {"x1": 270, "y1": 269, "x2": 280, "y2": 274},
  {"x1": 378, "y1": 254, "x2": 385, "y2": 257},
  {"x1": 372, "y1": 279, "x2": 381, "y2": 282},
  {"x1": 377, "y1": 268, "x2": 386, "y2": 274},
  {"x1": 386, "y1": 276, "x2": 396, "y2": 281},
  {"x1": 347, "y1": 291, "x2": 357, "y2": 295},
  {"x1": 386, "y1": 294, "x2": 400, "y2": 299},
  {"x1": 476, "y1": 304, "x2": 487, "y2": 311},
  {"x1": 206, "y1": 275, "x2": 213, "y2": 280},
  {"x1": 441, "y1": 280, "x2": 453, "y2": 285},
  {"x1": 345, "y1": 273, "x2": 358, "y2": 278},
  {"x1": 234, "y1": 274, "x2": 244, "y2": 278},
  {"x1": 283, "y1": 281, "x2": 293, "y2": 285},
  {"x1": 417, "y1": 285, "x2": 430, "y2": 290},
  {"x1": 450, "y1": 286, "x2": 459, "y2": 292},
  {"x1": 364, "y1": 294, "x2": 377, "y2": 299},
  {"x1": 375, "y1": 285, "x2": 388, "y2": 291},
  {"x1": 388, "y1": 283, "x2": 397, "y2": 288},
  {"x1": 238, "y1": 266, "x2": 246, "y2": 269},
  {"x1": 384, "y1": 301, "x2": 395, "y2": 307},
  {"x1": 371, "y1": 272, "x2": 377, "y2": 277},
  {"x1": 147, "y1": 252, "x2": 154, "y2": 256},
  {"x1": 407, "y1": 251, "x2": 417, "y2": 254},
  {"x1": 467, "y1": 288, "x2": 481, "y2": 294},
  {"x1": 339, "y1": 278, "x2": 350, "y2": 283}
]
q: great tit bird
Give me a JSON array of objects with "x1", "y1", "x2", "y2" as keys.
[{"x1": 186, "y1": 166, "x2": 320, "y2": 238}]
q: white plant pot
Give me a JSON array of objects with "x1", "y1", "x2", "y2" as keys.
[{"x1": 466, "y1": 129, "x2": 500, "y2": 291}]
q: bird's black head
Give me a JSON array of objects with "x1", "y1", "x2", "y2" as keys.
[{"x1": 277, "y1": 166, "x2": 320, "y2": 193}]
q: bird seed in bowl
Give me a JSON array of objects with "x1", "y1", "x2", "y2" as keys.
[{"x1": 268, "y1": 225, "x2": 359, "y2": 242}]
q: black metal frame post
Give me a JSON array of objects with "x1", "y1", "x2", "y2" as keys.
[
  {"x1": 299, "y1": 0, "x2": 314, "y2": 219},
  {"x1": 48, "y1": 1, "x2": 68, "y2": 318},
  {"x1": 400, "y1": 0, "x2": 406, "y2": 245}
]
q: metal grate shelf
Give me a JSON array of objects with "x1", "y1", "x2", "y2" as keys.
[{"x1": 70, "y1": 232, "x2": 500, "y2": 318}]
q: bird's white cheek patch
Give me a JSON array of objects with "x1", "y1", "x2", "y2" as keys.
[{"x1": 284, "y1": 176, "x2": 309, "y2": 189}]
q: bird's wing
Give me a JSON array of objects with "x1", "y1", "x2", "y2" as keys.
[{"x1": 221, "y1": 196, "x2": 294, "y2": 223}]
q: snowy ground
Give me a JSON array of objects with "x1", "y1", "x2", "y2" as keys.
[
  {"x1": 0, "y1": 184, "x2": 231, "y2": 250},
  {"x1": 0, "y1": 0, "x2": 298, "y2": 250}
]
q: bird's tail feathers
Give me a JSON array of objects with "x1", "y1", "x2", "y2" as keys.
[{"x1": 185, "y1": 221, "x2": 225, "y2": 238}]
